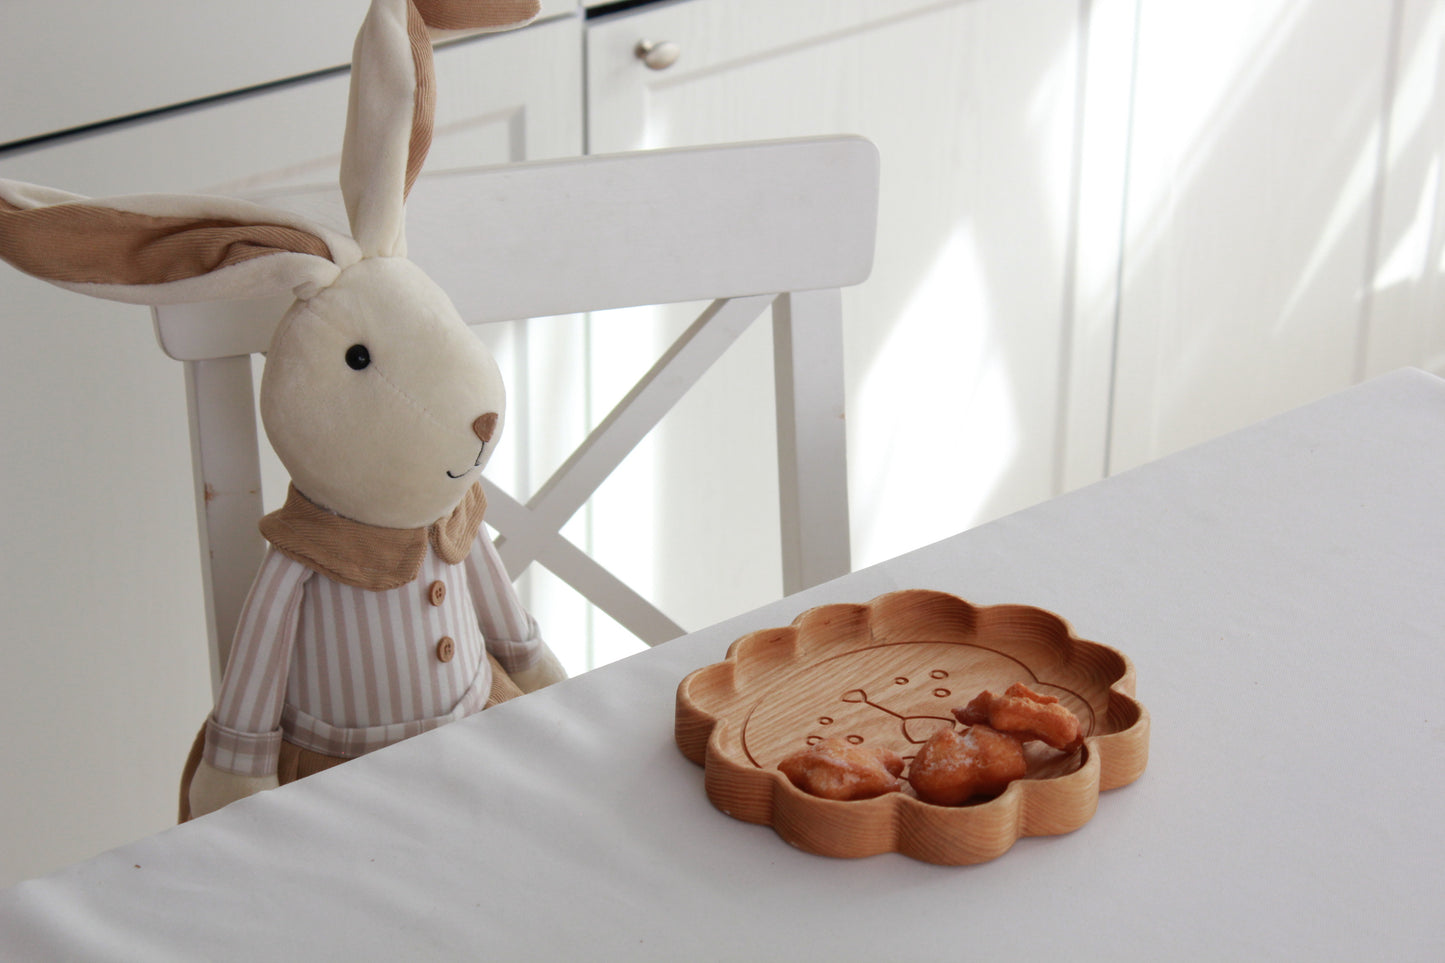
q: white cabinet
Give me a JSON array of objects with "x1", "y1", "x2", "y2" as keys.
[
  {"x1": 1364, "y1": 0, "x2": 1445, "y2": 380},
  {"x1": 0, "y1": 20, "x2": 583, "y2": 194},
  {"x1": 584, "y1": 0, "x2": 1098, "y2": 632},
  {"x1": 581, "y1": 0, "x2": 1445, "y2": 645},
  {"x1": 583, "y1": 0, "x2": 1445, "y2": 550},
  {"x1": 0, "y1": 0, "x2": 364, "y2": 145},
  {"x1": 1108, "y1": 0, "x2": 1394, "y2": 472},
  {"x1": 0, "y1": 0, "x2": 579, "y2": 145},
  {"x1": 0, "y1": 17, "x2": 583, "y2": 887},
  {"x1": 1103, "y1": 0, "x2": 1445, "y2": 472}
]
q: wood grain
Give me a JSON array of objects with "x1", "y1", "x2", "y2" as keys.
[{"x1": 675, "y1": 589, "x2": 1150, "y2": 864}]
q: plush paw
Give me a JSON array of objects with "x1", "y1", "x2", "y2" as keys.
[
  {"x1": 188, "y1": 760, "x2": 280, "y2": 819},
  {"x1": 509, "y1": 646, "x2": 567, "y2": 693}
]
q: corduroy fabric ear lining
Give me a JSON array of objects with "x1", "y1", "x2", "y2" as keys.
[
  {"x1": 412, "y1": 0, "x2": 539, "y2": 31},
  {"x1": 0, "y1": 197, "x2": 334, "y2": 286},
  {"x1": 403, "y1": 0, "x2": 436, "y2": 201}
]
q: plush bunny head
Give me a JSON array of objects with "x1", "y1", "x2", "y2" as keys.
[
  {"x1": 0, "y1": 0, "x2": 539, "y2": 530},
  {"x1": 261, "y1": 256, "x2": 506, "y2": 528}
]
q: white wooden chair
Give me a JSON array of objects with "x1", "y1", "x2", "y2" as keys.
[{"x1": 153, "y1": 135, "x2": 880, "y2": 692}]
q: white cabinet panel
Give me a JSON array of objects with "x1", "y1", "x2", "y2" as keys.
[
  {"x1": 0, "y1": 22, "x2": 583, "y2": 196},
  {"x1": 586, "y1": 0, "x2": 1089, "y2": 634},
  {"x1": 0, "y1": 20, "x2": 582, "y2": 887},
  {"x1": 0, "y1": 1, "x2": 579, "y2": 145},
  {"x1": 0, "y1": 0, "x2": 365, "y2": 145},
  {"x1": 1108, "y1": 1, "x2": 1392, "y2": 472},
  {"x1": 1364, "y1": 0, "x2": 1445, "y2": 379},
  {"x1": 1058, "y1": 0, "x2": 1140, "y2": 492}
]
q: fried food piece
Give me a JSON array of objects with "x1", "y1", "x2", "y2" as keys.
[
  {"x1": 778, "y1": 737, "x2": 905, "y2": 801},
  {"x1": 953, "y1": 682, "x2": 1083, "y2": 751},
  {"x1": 953, "y1": 691, "x2": 993, "y2": 727},
  {"x1": 907, "y1": 725, "x2": 1027, "y2": 806}
]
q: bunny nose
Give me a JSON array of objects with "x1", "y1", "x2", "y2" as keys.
[{"x1": 473, "y1": 413, "x2": 499, "y2": 443}]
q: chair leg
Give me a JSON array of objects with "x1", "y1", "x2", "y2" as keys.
[
  {"x1": 184, "y1": 357, "x2": 266, "y2": 696},
  {"x1": 773, "y1": 289, "x2": 852, "y2": 594}
]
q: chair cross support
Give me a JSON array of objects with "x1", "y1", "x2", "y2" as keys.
[
  {"x1": 489, "y1": 289, "x2": 852, "y2": 646},
  {"x1": 158, "y1": 137, "x2": 878, "y2": 680}
]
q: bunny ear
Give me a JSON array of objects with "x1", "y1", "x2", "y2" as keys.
[
  {"x1": 340, "y1": 0, "x2": 434, "y2": 258},
  {"x1": 0, "y1": 179, "x2": 359, "y2": 305},
  {"x1": 339, "y1": 0, "x2": 539, "y2": 257},
  {"x1": 412, "y1": 0, "x2": 540, "y2": 31}
]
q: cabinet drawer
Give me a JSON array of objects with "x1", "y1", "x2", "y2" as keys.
[
  {"x1": 0, "y1": 0, "x2": 579, "y2": 147},
  {"x1": 0, "y1": 0, "x2": 362, "y2": 145}
]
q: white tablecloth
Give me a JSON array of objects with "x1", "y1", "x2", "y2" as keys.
[{"x1": 4, "y1": 369, "x2": 1443, "y2": 961}]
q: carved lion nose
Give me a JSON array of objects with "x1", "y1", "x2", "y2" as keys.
[{"x1": 473, "y1": 412, "x2": 499, "y2": 443}]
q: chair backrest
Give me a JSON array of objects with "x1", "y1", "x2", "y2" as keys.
[{"x1": 153, "y1": 135, "x2": 880, "y2": 692}]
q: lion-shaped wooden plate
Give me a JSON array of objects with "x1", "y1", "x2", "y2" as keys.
[{"x1": 675, "y1": 589, "x2": 1150, "y2": 865}]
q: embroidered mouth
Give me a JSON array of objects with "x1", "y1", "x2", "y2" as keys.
[{"x1": 447, "y1": 443, "x2": 486, "y2": 479}]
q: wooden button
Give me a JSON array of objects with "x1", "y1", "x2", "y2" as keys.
[
  {"x1": 427, "y1": 580, "x2": 446, "y2": 606},
  {"x1": 436, "y1": 636, "x2": 455, "y2": 663}
]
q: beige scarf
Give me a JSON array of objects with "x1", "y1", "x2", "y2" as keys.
[{"x1": 259, "y1": 483, "x2": 487, "y2": 590}]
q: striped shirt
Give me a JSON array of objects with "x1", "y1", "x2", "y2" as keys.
[{"x1": 204, "y1": 530, "x2": 542, "y2": 777}]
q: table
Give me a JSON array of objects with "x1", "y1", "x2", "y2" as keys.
[{"x1": 3, "y1": 368, "x2": 1443, "y2": 961}]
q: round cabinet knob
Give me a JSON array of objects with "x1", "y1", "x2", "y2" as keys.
[{"x1": 635, "y1": 39, "x2": 680, "y2": 71}]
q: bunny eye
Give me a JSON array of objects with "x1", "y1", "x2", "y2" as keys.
[{"x1": 344, "y1": 344, "x2": 371, "y2": 371}]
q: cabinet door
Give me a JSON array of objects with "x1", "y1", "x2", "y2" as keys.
[
  {"x1": 1107, "y1": 1, "x2": 1394, "y2": 472},
  {"x1": 1363, "y1": 0, "x2": 1445, "y2": 380},
  {"x1": 0, "y1": 0, "x2": 362, "y2": 145},
  {"x1": 0, "y1": 18, "x2": 582, "y2": 887},
  {"x1": 586, "y1": 0, "x2": 1095, "y2": 632},
  {"x1": 0, "y1": 1, "x2": 580, "y2": 146}
]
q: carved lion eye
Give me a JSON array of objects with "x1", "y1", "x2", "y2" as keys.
[{"x1": 344, "y1": 344, "x2": 371, "y2": 370}]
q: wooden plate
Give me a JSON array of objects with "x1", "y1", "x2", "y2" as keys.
[{"x1": 675, "y1": 589, "x2": 1150, "y2": 864}]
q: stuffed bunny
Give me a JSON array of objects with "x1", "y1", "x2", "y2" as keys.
[{"x1": 0, "y1": 0, "x2": 566, "y2": 820}]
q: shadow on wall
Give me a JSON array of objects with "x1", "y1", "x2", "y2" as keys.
[{"x1": 1110, "y1": 0, "x2": 1445, "y2": 473}]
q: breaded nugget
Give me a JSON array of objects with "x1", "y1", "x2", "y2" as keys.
[
  {"x1": 907, "y1": 725, "x2": 1027, "y2": 806},
  {"x1": 953, "y1": 682, "x2": 1083, "y2": 751},
  {"x1": 953, "y1": 690, "x2": 993, "y2": 727},
  {"x1": 778, "y1": 737, "x2": 905, "y2": 801}
]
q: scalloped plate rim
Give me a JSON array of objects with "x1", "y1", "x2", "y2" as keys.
[{"x1": 675, "y1": 588, "x2": 1150, "y2": 864}]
